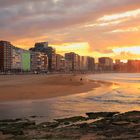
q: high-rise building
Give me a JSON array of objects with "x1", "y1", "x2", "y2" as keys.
[
  {"x1": 65, "y1": 52, "x2": 80, "y2": 71},
  {"x1": 56, "y1": 54, "x2": 64, "y2": 71},
  {"x1": 79, "y1": 56, "x2": 95, "y2": 71},
  {"x1": 87, "y1": 57, "x2": 95, "y2": 71},
  {"x1": 0, "y1": 41, "x2": 12, "y2": 71},
  {"x1": 11, "y1": 47, "x2": 22, "y2": 71},
  {"x1": 59, "y1": 58, "x2": 66, "y2": 72},
  {"x1": 0, "y1": 41, "x2": 31, "y2": 72},
  {"x1": 30, "y1": 51, "x2": 48, "y2": 72},
  {"x1": 80, "y1": 56, "x2": 88, "y2": 71},
  {"x1": 35, "y1": 42, "x2": 49, "y2": 49},
  {"x1": 30, "y1": 42, "x2": 56, "y2": 71},
  {"x1": 98, "y1": 57, "x2": 113, "y2": 71},
  {"x1": 65, "y1": 59, "x2": 73, "y2": 72},
  {"x1": 56, "y1": 54, "x2": 72, "y2": 72},
  {"x1": 127, "y1": 60, "x2": 140, "y2": 72},
  {"x1": 114, "y1": 59, "x2": 122, "y2": 72}
]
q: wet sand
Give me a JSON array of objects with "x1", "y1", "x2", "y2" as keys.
[
  {"x1": 0, "y1": 73, "x2": 139, "y2": 140},
  {"x1": 0, "y1": 74, "x2": 101, "y2": 102}
]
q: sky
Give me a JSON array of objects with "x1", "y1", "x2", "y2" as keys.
[{"x1": 0, "y1": 0, "x2": 140, "y2": 60}]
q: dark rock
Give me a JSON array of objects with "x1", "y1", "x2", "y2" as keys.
[
  {"x1": 39, "y1": 121, "x2": 59, "y2": 129},
  {"x1": 79, "y1": 123, "x2": 89, "y2": 129},
  {"x1": 64, "y1": 122, "x2": 70, "y2": 125},
  {"x1": 112, "y1": 121, "x2": 130, "y2": 126},
  {"x1": 0, "y1": 120, "x2": 35, "y2": 136},
  {"x1": 0, "y1": 118, "x2": 22, "y2": 123},
  {"x1": 112, "y1": 111, "x2": 140, "y2": 123},
  {"x1": 86, "y1": 112, "x2": 119, "y2": 119},
  {"x1": 92, "y1": 119, "x2": 111, "y2": 129},
  {"x1": 2, "y1": 111, "x2": 140, "y2": 139},
  {"x1": 30, "y1": 115, "x2": 37, "y2": 118},
  {"x1": 2, "y1": 128, "x2": 23, "y2": 135},
  {"x1": 55, "y1": 116, "x2": 87, "y2": 124}
]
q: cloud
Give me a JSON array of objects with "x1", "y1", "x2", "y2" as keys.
[
  {"x1": 98, "y1": 8, "x2": 140, "y2": 22},
  {"x1": 113, "y1": 52, "x2": 140, "y2": 60},
  {"x1": 109, "y1": 26, "x2": 140, "y2": 33},
  {"x1": 0, "y1": 0, "x2": 140, "y2": 59}
]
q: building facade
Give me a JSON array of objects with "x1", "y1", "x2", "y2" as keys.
[
  {"x1": 99, "y1": 57, "x2": 113, "y2": 71},
  {"x1": 11, "y1": 47, "x2": 22, "y2": 71},
  {"x1": 87, "y1": 57, "x2": 95, "y2": 71},
  {"x1": 0, "y1": 41, "x2": 12, "y2": 71},
  {"x1": 65, "y1": 52, "x2": 80, "y2": 71},
  {"x1": 56, "y1": 54, "x2": 64, "y2": 71},
  {"x1": 80, "y1": 56, "x2": 88, "y2": 71},
  {"x1": 127, "y1": 60, "x2": 140, "y2": 72},
  {"x1": 0, "y1": 41, "x2": 24, "y2": 72},
  {"x1": 30, "y1": 42, "x2": 56, "y2": 71},
  {"x1": 65, "y1": 59, "x2": 73, "y2": 72},
  {"x1": 20, "y1": 50, "x2": 31, "y2": 72},
  {"x1": 0, "y1": 41, "x2": 31, "y2": 72},
  {"x1": 30, "y1": 51, "x2": 48, "y2": 72}
]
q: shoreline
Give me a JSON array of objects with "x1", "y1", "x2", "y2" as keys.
[
  {"x1": 0, "y1": 73, "x2": 139, "y2": 139},
  {"x1": 0, "y1": 74, "x2": 105, "y2": 102}
]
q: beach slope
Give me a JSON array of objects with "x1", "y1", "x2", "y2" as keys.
[{"x1": 0, "y1": 74, "x2": 100, "y2": 101}]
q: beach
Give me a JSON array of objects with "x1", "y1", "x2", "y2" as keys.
[
  {"x1": 0, "y1": 74, "x2": 101, "y2": 102},
  {"x1": 0, "y1": 73, "x2": 140, "y2": 140}
]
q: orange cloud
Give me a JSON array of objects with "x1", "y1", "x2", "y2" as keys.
[
  {"x1": 98, "y1": 8, "x2": 140, "y2": 22},
  {"x1": 1, "y1": 0, "x2": 140, "y2": 61}
]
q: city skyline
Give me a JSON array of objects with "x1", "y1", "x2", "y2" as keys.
[
  {"x1": 1, "y1": 40, "x2": 140, "y2": 73},
  {"x1": 0, "y1": 0, "x2": 140, "y2": 60},
  {"x1": 1, "y1": 40, "x2": 139, "y2": 63}
]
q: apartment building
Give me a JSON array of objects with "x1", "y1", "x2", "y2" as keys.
[
  {"x1": 30, "y1": 51, "x2": 48, "y2": 72},
  {"x1": 30, "y1": 42, "x2": 56, "y2": 71},
  {"x1": 98, "y1": 57, "x2": 113, "y2": 71},
  {"x1": 65, "y1": 52, "x2": 80, "y2": 71},
  {"x1": 0, "y1": 41, "x2": 31, "y2": 72}
]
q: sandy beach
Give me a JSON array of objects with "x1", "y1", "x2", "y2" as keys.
[
  {"x1": 0, "y1": 74, "x2": 101, "y2": 102},
  {"x1": 0, "y1": 73, "x2": 140, "y2": 140}
]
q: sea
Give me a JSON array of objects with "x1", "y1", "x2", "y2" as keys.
[{"x1": 0, "y1": 73, "x2": 140, "y2": 122}]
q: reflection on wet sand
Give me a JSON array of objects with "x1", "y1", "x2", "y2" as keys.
[{"x1": 0, "y1": 73, "x2": 139, "y2": 122}]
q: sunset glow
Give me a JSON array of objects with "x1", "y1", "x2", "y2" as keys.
[
  {"x1": 0, "y1": 2, "x2": 140, "y2": 139},
  {"x1": 53, "y1": 42, "x2": 90, "y2": 56},
  {"x1": 113, "y1": 46, "x2": 140, "y2": 55},
  {"x1": 0, "y1": 0, "x2": 140, "y2": 60},
  {"x1": 98, "y1": 8, "x2": 140, "y2": 22}
]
